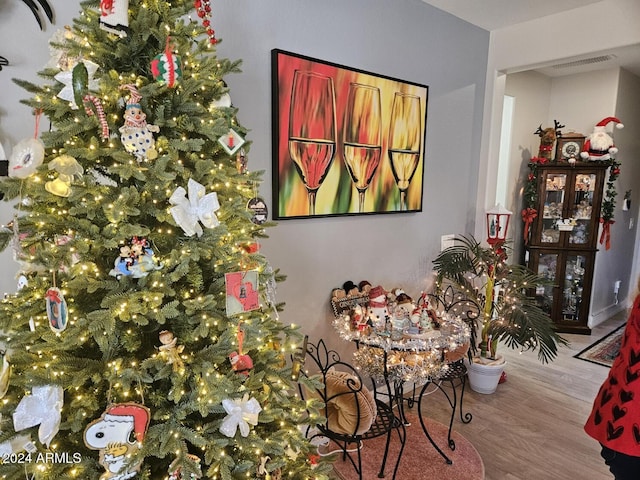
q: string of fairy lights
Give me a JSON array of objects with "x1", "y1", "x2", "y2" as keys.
[
  {"x1": 332, "y1": 311, "x2": 470, "y2": 383},
  {"x1": 0, "y1": 5, "x2": 325, "y2": 479}
]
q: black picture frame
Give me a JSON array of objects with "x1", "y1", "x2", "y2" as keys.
[{"x1": 271, "y1": 49, "x2": 428, "y2": 219}]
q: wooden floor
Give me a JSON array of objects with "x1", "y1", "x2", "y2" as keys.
[
  {"x1": 332, "y1": 311, "x2": 628, "y2": 479},
  {"x1": 414, "y1": 312, "x2": 626, "y2": 480}
]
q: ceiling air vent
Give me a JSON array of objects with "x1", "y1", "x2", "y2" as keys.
[{"x1": 551, "y1": 54, "x2": 617, "y2": 70}]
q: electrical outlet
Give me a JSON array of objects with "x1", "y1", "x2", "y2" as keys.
[
  {"x1": 441, "y1": 234, "x2": 455, "y2": 251},
  {"x1": 614, "y1": 280, "x2": 622, "y2": 294}
]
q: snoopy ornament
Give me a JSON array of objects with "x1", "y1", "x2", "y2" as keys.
[{"x1": 84, "y1": 403, "x2": 150, "y2": 480}]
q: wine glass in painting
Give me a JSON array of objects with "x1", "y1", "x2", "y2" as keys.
[
  {"x1": 387, "y1": 92, "x2": 422, "y2": 211},
  {"x1": 288, "y1": 70, "x2": 336, "y2": 216},
  {"x1": 343, "y1": 83, "x2": 382, "y2": 212}
]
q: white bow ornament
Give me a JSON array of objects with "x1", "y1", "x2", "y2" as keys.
[
  {"x1": 13, "y1": 385, "x2": 63, "y2": 447},
  {"x1": 219, "y1": 394, "x2": 261, "y2": 438},
  {"x1": 169, "y1": 179, "x2": 220, "y2": 237}
]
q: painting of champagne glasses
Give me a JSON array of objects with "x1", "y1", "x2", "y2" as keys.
[{"x1": 272, "y1": 49, "x2": 428, "y2": 219}]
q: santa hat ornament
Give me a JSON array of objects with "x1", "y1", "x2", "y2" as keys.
[{"x1": 580, "y1": 116, "x2": 624, "y2": 161}]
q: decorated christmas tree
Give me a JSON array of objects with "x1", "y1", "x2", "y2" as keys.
[{"x1": 0, "y1": 1, "x2": 328, "y2": 479}]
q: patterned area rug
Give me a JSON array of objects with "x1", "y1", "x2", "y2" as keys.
[
  {"x1": 574, "y1": 324, "x2": 625, "y2": 367},
  {"x1": 331, "y1": 414, "x2": 484, "y2": 480}
]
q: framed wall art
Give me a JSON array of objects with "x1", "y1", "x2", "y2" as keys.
[{"x1": 271, "y1": 49, "x2": 428, "y2": 219}]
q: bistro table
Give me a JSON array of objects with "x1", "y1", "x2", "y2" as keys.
[{"x1": 332, "y1": 309, "x2": 471, "y2": 464}]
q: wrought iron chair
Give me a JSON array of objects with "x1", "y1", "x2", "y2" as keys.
[{"x1": 295, "y1": 337, "x2": 406, "y2": 479}]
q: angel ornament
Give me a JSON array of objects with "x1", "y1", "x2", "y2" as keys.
[
  {"x1": 45, "y1": 155, "x2": 84, "y2": 197},
  {"x1": 158, "y1": 330, "x2": 184, "y2": 372},
  {"x1": 119, "y1": 84, "x2": 159, "y2": 162}
]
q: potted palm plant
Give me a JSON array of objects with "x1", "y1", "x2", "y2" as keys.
[{"x1": 432, "y1": 234, "x2": 568, "y2": 393}]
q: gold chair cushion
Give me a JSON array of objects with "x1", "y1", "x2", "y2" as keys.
[{"x1": 324, "y1": 370, "x2": 377, "y2": 436}]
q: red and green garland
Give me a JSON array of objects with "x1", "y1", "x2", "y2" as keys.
[
  {"x1": 600, "y1": 158, "x2": 621, "y2": 249},
  {"x1": 522, "y1": 156, "x2": 621, "y2": 250}
]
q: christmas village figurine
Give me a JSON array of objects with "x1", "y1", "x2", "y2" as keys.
[
  {"x1": 391, "y1": 292, "x2": 414, "y2": 338},
  {"x1": 84, "y1": 403, "x2": 150, "y2": 480},
  {"x1": 412, "y1": 292, "x2": 439, "y2": 331},
  {"x1": 158, "y1": 330, "x2": 185, "y2": 372},
  {"x1": 119, "y1": 84, "x2": 160, "y2": 161},
  {"x1": 350, "y1": 304, "x2": 370, "y2": 333},
  {"x1": 367, "y1": 285, "x2": 390, "y2": 332},
  {"x1": 580, "y1": 116, "x2": 624, "y2": 161}
]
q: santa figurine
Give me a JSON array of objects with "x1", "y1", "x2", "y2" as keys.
[
  {"x1": 351, "y1": 304, "x2": 370, "y2": 333},
  {"x1": 580, "y1": 117, "x2": 624, "y2": 161},
  {"x1": 229, "y1": 351, "x2": 253, "y2": 376}
]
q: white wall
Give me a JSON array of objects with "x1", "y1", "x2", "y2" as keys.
[
  {"x1": 503, "y1": 71, "x2": 551, "y2": 261},
  {"x1": 613, "y1": 69, "x2": 640, "y2": 305},
  {"x1": 481, "y1": 0, "x2": 640, "y2": 327},
  {"x1": 213, "y1": 0, "x2": 489, "y2": 344},
  {"x1": 504, "y1": 67, "x2": 640, "y2": 326},
  {"x1": 0, "y1": 1, "x2": 490, "y2": 348},
  {"x1": 0, "y1": 2, "x2": 81, "y2": 294}
]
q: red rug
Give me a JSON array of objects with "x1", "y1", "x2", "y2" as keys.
[
  {"x1": 331, "y1": 414, "x2": 484, "y2": 480},
  {"x1": 574, "y1": 324, "x2": 624, "y2": 368}
]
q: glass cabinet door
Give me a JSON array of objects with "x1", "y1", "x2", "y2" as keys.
[
  {"x1": 540, "y1": 173, "x2": 567, "y2": 245},
  {"x1": 533, "y1": 252, "x2": 559, "y2": 315},
  {"x1": 562, "y1": 254, "x2": 586, "y2": 323},
  {"x1": 569, "y1": 173, "x2": 597, "y2": 246}
]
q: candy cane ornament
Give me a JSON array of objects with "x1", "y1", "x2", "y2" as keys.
[{"x1": 83, "y1": 94, "x2": 109, "y2": 140}]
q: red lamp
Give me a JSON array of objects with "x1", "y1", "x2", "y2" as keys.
[{"x1": 486, "y1": 204, "x2": 512, "y2": 248}]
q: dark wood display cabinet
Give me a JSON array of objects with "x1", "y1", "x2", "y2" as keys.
[{"x1": 524, "y1": 163, "x2": 608, "y2": 334}]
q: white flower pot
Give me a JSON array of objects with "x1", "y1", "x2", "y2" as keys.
[{"x1": 465, "y1": 356, "x2": 506, "y2": 394}]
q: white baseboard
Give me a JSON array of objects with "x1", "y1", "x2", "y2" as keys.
[{"x1": 589, "y1": 301, "x2": 630, "y2": 328}]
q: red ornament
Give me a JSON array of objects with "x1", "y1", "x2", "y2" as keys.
[{"x1": 194, "y1": 0, "x2": 217, "y2": 44}]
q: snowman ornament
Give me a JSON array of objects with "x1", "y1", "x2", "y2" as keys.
[{"x1": 119, "y1": 85, "x2": 160, "y2": 162}]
